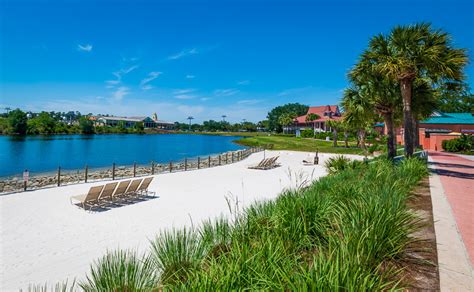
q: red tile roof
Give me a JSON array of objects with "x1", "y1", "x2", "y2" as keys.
[{"x1": 295, "y1": 105, "x2": 342, "y2": 124}]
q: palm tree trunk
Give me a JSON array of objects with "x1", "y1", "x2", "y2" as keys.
[
  {"x1": 359, "y1": 130, "x2": 367, "y2": 150},
  {"x1": 383, "y1": 112, "x2": 396, "y2": 159},
  {"x1": 412, "y1": 115, "x2": 419, "y2": 150},
  {"x1": 333, "y1": 129, "x2": 337, "y2": 147},
  {"x1": 400, "y1": 78, "x2": 414, "y2": 157},
  {"x1": 344, "y1": 131, "x2": 349, "y2": 148}
]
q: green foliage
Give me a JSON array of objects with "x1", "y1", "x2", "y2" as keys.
[
  {"x1": 300, "y1": 129, "x2": 314, "y2": 138},
  {"x1": 25, "y1": 280, "x2": 76, "y2": 292},
  {"x1": 150, "y1": 228, "x2": 206, "y2": 285},
  {"x1": 442, "y1": 134, "x2": 473, "y2": 153},
  {"x1": 437, "y1": 82, "x2": 474, "y2": 113},
  {"x1": 7, "y1": 108, "x2": 28, "y2": 135},
  {"x1": 367, "y1": 143, "x2": 381, "y2": 154},
  {"x1": 79, "y1": 117, "x2": 95, "y2": 134},
  {"x1": 27, "y1": 112, "x2": 57, "y2": 134},
  {"x1": 305, "y1": 113, "x2": 320, "y2": 122},
  {"x1": 0, "y1": 117, "x2": 9, "y2": 134},
  {"x1": 324, "y1": 155, "x2": 363, "y2": 175},
  {"x1": 79, "y1": 250, "x2": 158, "y2": 291},
  {"x1": 267, "y1": 103, "x2": 308, "y2": 132}
]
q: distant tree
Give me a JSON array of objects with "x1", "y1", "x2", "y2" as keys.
[
  {"x1": 278, "y1": 112, "x2": 297, "y2": 134},
  {"x1": 79, "y1": 117, "x2": 95, "y2": 134},
  {"x1": 305, "y1": 113, "x2": 320, "y2": 132},
  {"x1": 436, "y1": 81, "x2": 474, "y2": 113},
  {"x1": 257, "y1": 120, "x2": 269, "y2": 131},
  {"x1": 117, "y1": 121, "x2": 127, "y2": 133},
  {"x1": 7, "y1": 109, "x2": 28, "y2": 135},
  {"x1": 267, "y1": 103, "x2": 308, "y2": 132},
  {"x1": 133, "y1": 121, "x2": 144, "y2": 133},
  {"x1": 27, "y1": 112, "x2": 57, "y2": 134},
  {"x1": 326, "y1": 120, "x2": 344, "y2": 147}
]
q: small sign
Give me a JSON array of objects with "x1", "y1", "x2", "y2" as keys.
[{"x1": 23, "y1": 169, "x2": 29, "y2": 182}]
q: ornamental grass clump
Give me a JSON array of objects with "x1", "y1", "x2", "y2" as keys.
[{"x1": 79, "y1": 250, "x2": 157, "y2": 291}]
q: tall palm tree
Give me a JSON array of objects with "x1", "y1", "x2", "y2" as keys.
[{"x1": 363, "y1": 23, "x2": 467, "y2": 156}]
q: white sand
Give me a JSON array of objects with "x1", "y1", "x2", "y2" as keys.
[{"x1": 0, "y1": 151, "x2": 362, "y2": 290}]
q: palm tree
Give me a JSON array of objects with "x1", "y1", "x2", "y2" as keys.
[
  {"x1": 326, "y1": 120, "x2": 343, "y2": 147},
  {"x1": 348, "y1": 64, "x2": 402, "y2": 159},
  {"x1": 342, "y1": 88, "x2": 372, "y2": 151},
  {"x1": 305, "y1": 113, "x2": 320, "y2": 133},
  {"x1": 363, "y1": 23, "x2": 467, "y2": 156},
  {"x1": 278, "y1": 113, "x2": 296, "y2": 134}
]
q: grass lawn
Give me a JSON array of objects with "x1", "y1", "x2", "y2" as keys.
[
  {"x1": 170, "y1": 131, "x2": 263, "y2": 137},
  {"x1": 235, "y1": 135, "x2": 366, "y2": 155}
]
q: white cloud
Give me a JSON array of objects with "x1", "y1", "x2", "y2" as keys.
[
  {"x1": 112, "y1": 86, "x2": 130, "y2": 101},
  {"x1": 237, "y1": 80, "x2": 250, "y2": 85},
  {"x1": 186, "y1": 74, "x2": 195, "y2": 79},
  {"x1": 77, "y1": 44, "x2": 93, "y2": 52},
  {"x1": 106, "y1": 65, "x2": 140, "y2": 88},
  {"x1": 140, "y1": 71, "x2": 162, "y2": 90},
  {"x1": 214, "y1": 88, "x2": 240, "y2": 97},
  {"x1": 237, "y1": 99, "x2": 262, "y2": 105},
  {"x1": 200, "y1": 97, "x2": 210, "y2": 101},
  {"x1": 168, "y1": 48, "x2": 198, "y2": 60},
  {"x1": 174, "y1": 94, "x2": 195, "y2": 100},
  {"x1": 173, "y1": 88, "x2": 195, "y2": 95}
]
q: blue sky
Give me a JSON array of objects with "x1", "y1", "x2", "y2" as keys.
[{"x1": 1, "y1": 0, "x2": 473, "y2": 123}]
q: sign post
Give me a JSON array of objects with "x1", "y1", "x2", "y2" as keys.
[{"x1": 23, "y1": 169, "x2": 29, "y2": 191}]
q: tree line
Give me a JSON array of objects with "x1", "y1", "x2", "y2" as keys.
[{"x1": 0, "y1": 110, "x2": 145, "y2": 135}]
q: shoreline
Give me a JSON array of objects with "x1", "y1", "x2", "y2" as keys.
[{"x1": 0, "y1": 147, "x2": 258, "y2": 194}]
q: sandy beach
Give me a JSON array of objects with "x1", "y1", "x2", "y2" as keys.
[{"x1": 0, "y1": 151, "x2": 362, "y2": 290}]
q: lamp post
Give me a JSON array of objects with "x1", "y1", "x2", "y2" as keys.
[{"x1": 187, "y1": 116, "x2": 194, "y2": 131}]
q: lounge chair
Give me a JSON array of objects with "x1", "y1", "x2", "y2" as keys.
[
  {"x1": 111, "y1": 180, "x2": 131, "y2": 201},
  {"x1": 249, "y1": 156, "x2": 280, "y2": 170},
  {"x1": 136, "y1": 177, "x2": 156, "y2": 196},
  {"x1": 70, "y1": 185, "x2": 104, "y2": 209},
  {"x1": 124, "y1": 178, "x2": 143, "y2": 198},
  {"x1": 98, "y1": 182, "x2": 118, "y2": 203},
  {"x1": 248, "y1": 158, "x2": 270, "y2": 169}
]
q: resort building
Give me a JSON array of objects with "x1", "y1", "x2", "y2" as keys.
[
  {"x1": 95, "y1": 114, "x2": 174, "y2": 129},
  {"x1": 293, "y1": 105, "x2": 343, "y2": 132},
  {"x1": 396, "y1": 112, "x2": 474, "y2": 151}
]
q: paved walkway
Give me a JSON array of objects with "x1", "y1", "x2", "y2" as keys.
[
  {"x1": 430, "y1": 151, "x2": 474, "y2": 266},
  {"x1": 429, "y1": 151, "x2": 474, "y2": 290}
]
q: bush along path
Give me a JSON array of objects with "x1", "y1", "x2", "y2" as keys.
[{"x1": 30, "y1": 158, "x2": 434, "y2": 291}]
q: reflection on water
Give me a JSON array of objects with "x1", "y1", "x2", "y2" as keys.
[{"x1": 0, "y1": 134, "x2": 244, "y2": 177}]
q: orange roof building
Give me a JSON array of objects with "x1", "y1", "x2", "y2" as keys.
[{"x1": 294, "y1": 105, "x2": 342, "y2": 132}]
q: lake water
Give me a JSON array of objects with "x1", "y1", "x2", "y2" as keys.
[{"x1": 0, "y1": 134, "x2": 245, "y2": 177}]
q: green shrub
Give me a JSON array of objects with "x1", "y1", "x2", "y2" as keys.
[
  {"x1": 442, "y1": 134, "x2": 473, "y2": 153},
  {"x1": 367, "y1": 143, "x2": 381, "y2": 154},
  {"x1": 314, "y1": 132, "x2": 331, "y2": 140},
  {"x1": 300, "y1": 129, "x2": 314, "y2": 138},
  {"x1": 324, "y1": 155, "x2": 363, "y2": 175}
]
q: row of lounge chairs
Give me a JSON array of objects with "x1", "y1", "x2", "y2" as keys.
[
  {"x1": 70, "y1": 177, "x2": 156, "y2": 210},
  {"x1": 248, "y1": 156, "x2": 280, "y2": 170}
]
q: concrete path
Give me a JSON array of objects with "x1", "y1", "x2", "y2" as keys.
[{"x1": 429, "y1": 151, "x2": 474, "y2": 291}]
